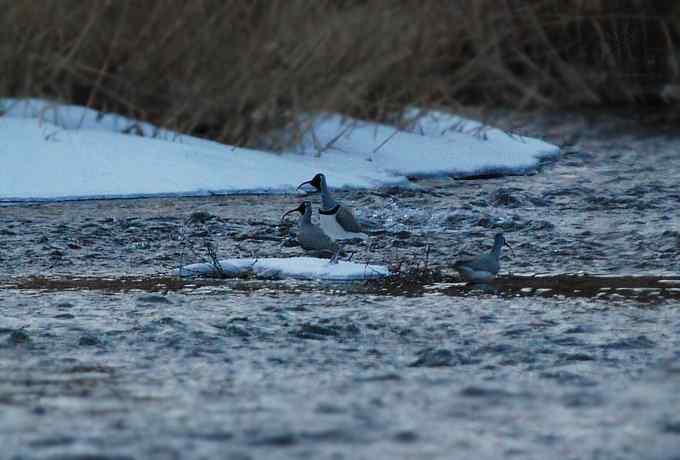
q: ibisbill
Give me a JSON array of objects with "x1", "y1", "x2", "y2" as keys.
[
  {"x1": 453, "y1": 233, "x2": 514, "y2": 283},
  {"x1": 296, "y1": 173, "x2": 368, "y2": 241},
  {"x1": 281, "y1": 201, "x2": 342, "y2": 261}
]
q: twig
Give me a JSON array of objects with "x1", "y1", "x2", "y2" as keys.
[
  {"x1": 371, "y1": 128, "x2": 400, "y2": 156},
  {"x1": 447, "y1": 119, "x2": 467, "y2": 135},
  {"x1": 424, "y1": 243, "x2": 430, "y2": 270},
  {"x1": 44, "y1": 130, "x2": 60, "y2": 141},
  {"x1": 205, "y1": 241, "x2": 226, "y2": 278},
  {"x1": 314, "y1": 121, "x2": 355, "y2": 157},
  {"x1": 176, "y1": 220, "x2": 189, "y2": 278},
  {"x1": 467, "y1": 124, "x2": 489, "y2": 141}
]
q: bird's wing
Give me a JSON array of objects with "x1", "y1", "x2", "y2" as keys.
[
  {"x1": 453, "y1": 254, "x2": 499, "y2": 274},
  {"x1": 299, "y1": 224, "x2": 338, "y2": 251},
  {"x1": 335, "y1": 206, "x2": 363, "y2": 233}
]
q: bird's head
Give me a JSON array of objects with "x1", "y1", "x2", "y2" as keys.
[
  {"x1": 281, "y1": 201, "x2": 310, "y2": 221},
  {"x1": 297, "y1": 173, "x2": 325, "y2": 191}
]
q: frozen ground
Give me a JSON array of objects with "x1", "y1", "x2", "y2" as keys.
[
  {"x1": 178, "y1": 257, "x2": 389, "y2": 281},
  {"x1": 0, "y1": 99, "x2": 557, "y2": 201}
]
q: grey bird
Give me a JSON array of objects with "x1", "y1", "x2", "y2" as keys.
[
  {"x1": 453, "y1": 233, "x2": 514, "y2": 283},
  {"x1": 281, "y1": 201, "x2": 341, "y2": 260},
  {"x1": 297, "y1": 173, "x2": 368, "y2": 241}
]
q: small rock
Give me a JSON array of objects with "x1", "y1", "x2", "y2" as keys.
[
  {"x1": 460, "y1": 386, "x2": 512, "y2": 398},
  {"x1": 7, "y1": 330, "x2": 31, "y2": 346},
  {"x1": 393, "y1": 430, "x2": 419, "y2": 443},
  {"x1": 490, "y1": 188, "x2": 522, "y2": 207},
  {"x1": 295, "y1": 323, "x2": 340, "y2": 338},
  {"x1": 602, "y1": 335, "x2": 655, "y2": 350},
  {"x1": 221, "y1": 452, "x2": 252, "y2": 460},
  {"x1": 660, "y1": 417, "x2": 680, "y2": 434},
  {"x1": 29, "y1": 435, "x2": 75, "y2": 448},
  {"x1": 316, "y1": 402, "x2": 346, "y2": 414},
  {"x1": 342, "y1": 323, "x2": 361, "y2": 335},
  {"x1": 189, "y1": 229, "x2": 210, "y2": 237},
  {"x1": 137, "y1": 294, "x2": 172, "y2": 304},
  {"x1": 563, "y1": 325, "x2": 596, "y2": 334},
  {"x1": 354, "y1": 373, "x2": 401, "y2": 382},
  {"x1": 410, "y1": 348, "x2": 458, "y2": 367},
  {"x1": 78, "y1": 335, "x2": 102, "y2": 347},
  {"x1": 528, "y1": 196, "x2": 550, "y2": 207},
  {"x1": 561, "y1": 352, "x2": 595, "y2": 362},
  {"x1": 158, "y1": 317, "x2": 184, "y2": 327},
  {"x1": 395, "y1": 230, "x2": 411, "y2": 239},
  {"x1": 54, "y1": 313, "x2": 75, "y2": 320},
  {"x1": 190, "y1": 431, "x2": 234, "y2": 441},
  {"x1": 227, "y1": 316, "x2": 249, "y2": 323},
  {"x1": 562, "y1": 392, "x2": 604, "y2": 408},
  {"x1": 221, "y1": 325, "x2": 251, "y2": 337},
  {"x1": 249, "y1": 431, "x2": 298, "y2": 447},
  {"x1": 531, "y1": 220, "x2": 555, "y2": 231},
  {"x1": 540, "y1": 370, "x2": 597, "y2": 386}
]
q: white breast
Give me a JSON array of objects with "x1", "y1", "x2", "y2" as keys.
[{"x1": 319, "y1": 214, "x2": 368, "y2": 241}]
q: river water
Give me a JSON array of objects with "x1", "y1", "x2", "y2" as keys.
[{"x1": 1, "y1": 114, "x2": 680, "y2": 459}]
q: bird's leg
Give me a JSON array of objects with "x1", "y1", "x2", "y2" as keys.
[{"x1": 345, "y1": 251, "x2": 355, "y2": 262}]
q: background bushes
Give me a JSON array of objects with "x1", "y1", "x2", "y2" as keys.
[{"x1": 1, "y1": 0, "x2": 677, "y2": 146}]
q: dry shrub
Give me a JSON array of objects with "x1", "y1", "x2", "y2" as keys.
[{"x1": 1, "y1": 0, "x2": 678, "y2": 146}]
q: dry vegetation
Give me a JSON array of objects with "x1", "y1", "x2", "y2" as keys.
[{"x1": 1, "y1": 0, "x2": 678, "y2": 146}]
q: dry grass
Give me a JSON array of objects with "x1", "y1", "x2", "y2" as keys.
[{"x1": 1, "y1": 0, "x2": 678, "y2": 146}]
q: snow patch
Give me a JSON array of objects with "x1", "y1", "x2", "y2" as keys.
[
  {"x1": 297, "y1": 112, "x2": 558, "y2": 177},
  {"x1": 1, "y1": 99, "x2": 559, "y2": 201},
  {"x1": 178, "y1": 257, "x2": 389, "y2": 281}
]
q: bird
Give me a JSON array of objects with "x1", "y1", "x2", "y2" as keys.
[
  {"x1": 281, "y1": 201, "x2": 341, "y2": 261},
  {"x1": 296, "y1": 173, "x2": 368, "y2": 241},
  {"x1": 453, "y1": 233, "x2": 514, "y2": 283}
]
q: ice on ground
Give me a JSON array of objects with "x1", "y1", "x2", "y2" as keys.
[
  {"x1": 178, "y1": 257, "x2": 389, "y2": 281},
  {"x1": 297, "y1": 112, "x2": 558, "y2": 177},
  {"x1": 0, "y1": 117, "x2": 395, "y2": 200},
  {"x1": 1, "y1": 99, "x2": 559, "y2": 201},
  {"x1": 2, "y1": 98, "x2": 165, "y2": 136},
  {"x1": 1, "y1": 98, "x2": 226, "y2": 151}
]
